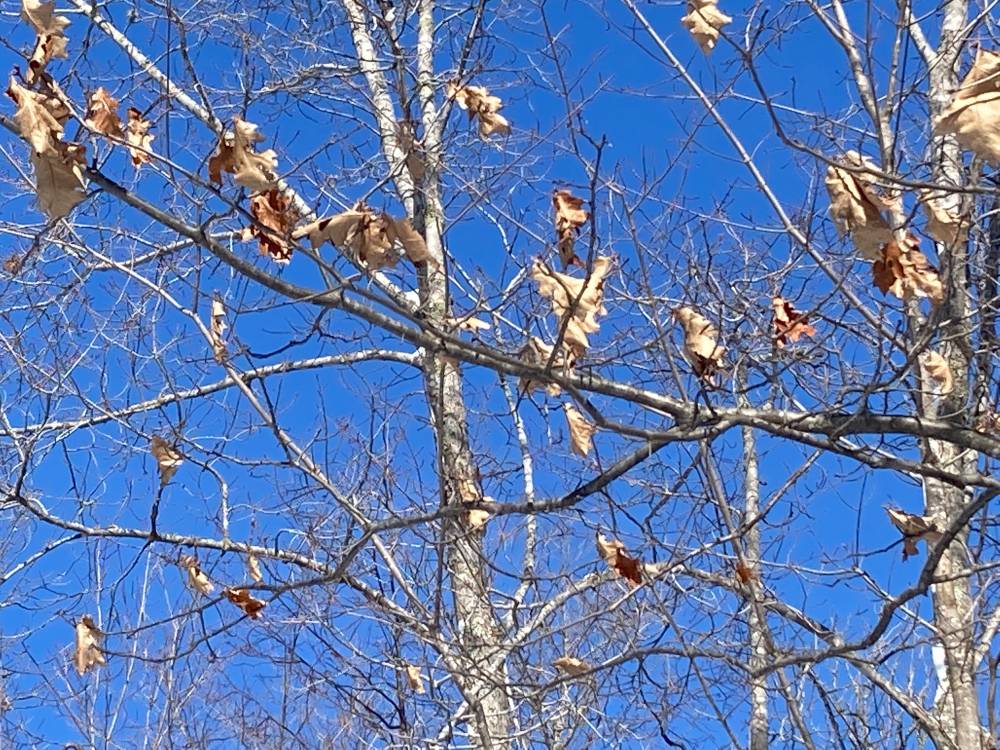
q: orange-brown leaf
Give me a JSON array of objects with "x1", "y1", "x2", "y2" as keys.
[
  {"x1": 224, "y1": 588, "x2": 267, "y2": 619},
  {"x1": 553, "y1": 189, "x2": 589, "y2": 270},
  {"x1": 125, "y1": 107, "x2": 154, "y2": 167},
  {"x1": 244, "y1": 189, "x2": 297, "y2": 263},
  {"x1": 772, "y1": 297, "x2": 816, "y2": 348},
  {"x1": 872, "y1": 234, "x2": 944, "y2": 304},
  {"x1": 596, "y1": 534, "x2": 642, "y2": 586}
]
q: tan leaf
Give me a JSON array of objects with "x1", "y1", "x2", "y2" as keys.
[
  {"x1": 231, "y1": 116, "x2": 279, "y2": 191},
  {"x1": 389, "y1": 217, "x2": 438, "y2": 268},
  {"x1": 467, "y1": 507, "x2": 490, "y2": 530},
  {"x1": 448, "y1": 82, "x2": 511, "y2": 138},
  {"x1": 7, "y1": 76, "x2": 64, "y2": 158},
  {"x1": 223, "y1": 588, "x2": 266, "y2": 619},
  {"x1": 244, "y1": 189, "x2": 297, "y2": 263},
  {"x1": 519, "y1": 336, "x2": 570, "y2": 396},
  {"x1": 293, "y1": 206, "x2": 400, "y2": 270},
  {"x1": 552, "y1": 656, "x2": 591, "y2": 676},
  {"x1": 179, "y1": 554, "x2": 214, "y2": 595},
  {"x1": 921, "y1": 350, "x2": 954, "y2": 395},
  {"x1": 150, "y1": 435, "x2": 183, "y2": 487},
  {"x1": 84, "y1": 88, "x2": 123, "y2": 138},
  {"x1": 772, "y1": 297, "x2": 816, "y2": 348},
  {"x1": 209, "y1": 299, "x2": 228, "y2": 363},
  {"x1": 673, "y1": 306, "x2": 725, "y2": 383},
  {"x1": 247, "y1": 553, "x2": 264, "y2": 584},
  {"x1": 887, "y1": 508, "x2": 942, "y2": 561},
  {"x1": 553, "y1": 189, "x2": 589, "y2": 270},
  {"x1": 73, "y1": 615, "x2": 107, "y2": 676},
  {"x1": 920, "y1": 190, "x2": 968, "y2": 246},
  {"x1": 405, "y1": 664, "x2": 426, "y2": 693},
  {"x1": 933, "y1": 49, "x2": 1000, "y2": 164},
  {"x1": 532, "y1": 257, "x2": 612, "y2": 359},
  {"x1": 125, "y1": 107, "x2": 154, "y2": 168},
  {"x1": 294, "y1": 211, "x2": 365, "y2": 249},
  {"x1": 397, "y1": 120, "x2": 425, "y2": 180},
  {"x1": 872, "y1": 234, "x2": 944, "y2": 304},
  {"x1": 563, "y1": 403, "x2": 596, "y2": 457},
  {"x1": 31, "y1": 142, "x2": 87, "y2": 219},
  {"x1": 3, "y1": 255, "x2": 23, "y2": 275},
  {"x1": 21, "y1": 0, "x2": 70, "y2": 84},
  {"x1": 680, "y1": 0, "x2": 732, "y2": 55},
  {"x1": 448, "y1": 315, "x2": 491, "y2": 333},
  {"x1": 825, "y1": 153, "x2": 898, "y2": 260},
  {"x1": 596, "y1": 533, "x2": 643, "y2": 586}
]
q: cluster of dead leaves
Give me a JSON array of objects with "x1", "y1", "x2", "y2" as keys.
[
  {"x1": 825, "y1": 151, "x2": 899, "y2": 260},
  {"x1": 73, "y1": 615, "x2": 108, "y2": 675},
  {"x1": 83, "y1": 88, "x2": 154, "y2": 168},
  {"x1": 178, "y1": 553, "x2": 267, "y2": 615},
  {"x1": 673, "y1": 306, "x2": 725, "y2": 384},
  {"x1": 772, "y1": 297, "x2": 816, "y2": 348},
  {"x1": 293, "y1": 203, "x2": 434, "y2": 271},
  {"x1": 22, "y1": 0, "x2": 68, "y2": 84},
  {"x1": 241, "y1": 190, "x2": 298, "y2": 263},
  {"x1": 681, "y1": 0, "x2": 732, "y2": 54},
  {"x1": 934, "y1": 49, "x2": 1000, "y2": 165},
  {"x1": 532, "y1": 256, "x2": 611, "y2": 360},
  {"x1": 208, "y1": 116, "x2": 279, "y2": 192},
  {"x1": 553, "y1": 189, "x2": 589, "y2": 269},
  {"x1": 596, "y1": 533, "x2": 642, "y2": 586},
  {"x1": 887, "y1": 508, "x2": 943, "y2": 561},
  {"x1": 872, "y1": 233, "x2": 944, "y2": 305},
  {"x1": 447, "y1": 82, "x2": 510, "y2": 139}
]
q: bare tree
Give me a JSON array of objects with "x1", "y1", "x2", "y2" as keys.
[{"x1": 2, "y1": 0, "x2": 1000, "y2": 747}]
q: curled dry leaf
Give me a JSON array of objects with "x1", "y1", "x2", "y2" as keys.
[
  {"x1": 872, "y1": 234, "x2": 944, "y2": 305},
  {"x1": 448, "y1": 315, "x2": 490, "y2": 333},
  {"x1": 209, "y1": 299, "x2": 227, "y2": 363},
  {"x1": 73, "y1": 615, "x2": 107, "y2": 675},
  {"x1": 735, "y1": 564, "x2": 757, "y2": 583},
  {"x1": 519, "y1": 336, "x2": 569, "y2": 397},
  {"x1": 921, "y1": 350, "x2": 954, "y2": 395},
  {"x1": 242, "y1": 189, "x2": 297, "y2": 263},
  {"x1": 84, "y1": 88, "x2": 123, "y2": 138},
  {"x1": 125, "y1": 108, "x2": 154, "y2": 168},
  {"x1": 3, "y1": 255, "x2": 23, "y2": 275},
  {"x1": 397, "y1": 119, "x2": 425, "y2": 180},
  {"x1": 825, "y1": 151, "x2": 898, "y2": 260},
  {"x1": 179, "y1": 554, "x2": 213, "y2": 595},
  {"x1": 7, "y1": 76, "x2": 65, "y2": 157},
  {"x1": 293, "y1": 207, "x2": 434, "y2": 270},
  {"x1": 552, "y1": 189, "x2": 589, "y2": 270},
  {"x1": 532, "y1": 257, "x2": 612, "y2": 359},
  {"x1": 772, "y1": 297, "x2": 816, "y2": 348},
  {"x1": 933, "y1": 49, "x2": 1000, "y2": 164},
  {"x1": 21, "y1": 0, "x2": 70, "y2": 84},
  {"x1": 680, "y1": 0, "x2": 732, "y2": 54},
  {"x1": 247, "y1": 553, "x2": 264, "y2": 584},
  {"x1": 673, "y1": 307, "x2": 725, "y2": 384},
  {"x1": 596, "y1": 533, "x2": 643, "y2": 587},
  {"x1": 448, "y1": 82, "x2": 511, "y2": 138},
  {"x1": 150, "y1": 435, "x2": 183, "y2": 487},
  {"x1": 920, "y1": 190, "x2": 968, "y2": 247},
  {"x1": 224, "y1": 588, "x2": 267, "y2": 619},
  {"x1": 208, "y1": 136, "x2": 235, "y2": 185},
  {"x1": 466, "y1": 507, "x2": 491, "y2": 531},
  {"x1": 887, "y1": 508, "x2": 942, "y2": 561},
  {"x1": 405, "y1": 664, "x2": 426, "y2": 693},
  {"x1": 563, "y1": 403, "x2": 596, "y2": 457},
  {"x1": 552, "y1": 656, "x2": 591, "y2": 676},
  {"x1": 209, "y1": 117, "x2": 278, "y2": 190}
]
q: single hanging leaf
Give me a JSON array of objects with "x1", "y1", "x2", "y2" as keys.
[
  {"x1": 397, "y1": 119, "x2": 425, "y2": 180},
  {"x1": 532, "y1": 257, "x2": 612, "y2": 358},
  {"x1": 150, "y1": 435, "x2": 183, "y2": 487},
  {"x1": 772, "y1": 297, "x2": 816, "y2": 348},
  {"x1": 920, "y1": 190, "x2": 968, "y2": 246},
  {"x1": 223, "y1": 588, "x2": 266, "y2": 619},
  {"x1": 389, "y1": 217, "x2": 438, "y2": 268},
  {"x1": 447, "y1": 82, "x2": 511, "y2": 138},
  {"x1": 7, "y1": 77, "x2": 64, "y2": 158},
  {"x1": 207, "y1": 136, "x2": 236, "y2": 185},
  {"x1": 552, "y1": 656, "x2": 592, "y2": 676},
  {"x1": 596, "y1": 533, "x2": 643, "y2": 586},
  {"x1": 921, "y1": 350, "x2": 954, "y2": 395},
  {"x1": 680, "y1": 0, "x2": 732, "y2": 55},
  {"x1": 209, "y1": 299, "x2": 228, "y2": 363},
  {"x1": 84, "y1": 88, "x2": 123, "y2": 138},
  {"x1": 179, "y1": 554, "x2": 213, "y2": 595},
  {"x1": 242, "y1": 189, "x2": 297, "y2": 263},
  {"x1": 519, "y1": 336, "x2": 570, "y2": 396},
  {"x1": 21, "y1": 0, "x2": 70, "y2": 84},
  {"x1": 933, "y1": 49, "x2": 1000, "y2": 164},
  {"x1": 825, "y1": 152, "x2": 897, "y2": 260},
  {"x1": 247, "y1": 553, "x2": 264, "y2": 584},
  {"x1": 872, "y1": 234, "x2": 944, "y2": 304},
  {"x1": 552, "y1": 189, "x2": 589, "y2": 270},
  {"x1": 405, "y1": 664, "x2": 426, "y2": 693},
  {"x1": 125, "y1": 108, "x2": 154, "y2": 168},
  {"x1": 447, "y1": 315, "x2": 491, "y2": 333},
  {"x1": 563, "y1": 403, "x2": 596, "y2": 457},
  {"x1": 466, "y1": 507, "x2": 491, "y2": 530},
  {"x1": 231, "y1": 116, "x2": 279, "y2": 191},
  {"x1": 887, "y1": 508, "x2": 942, "y2": 561},
  {"x1": 735, "y1": 564, "x2": 757, "y2": 583},
  {"x1": 673, "y1": 306, "x2": 725, "y2": 384},
  {"x1": 3, "y1": 255, "x2": 23, "y2": 275},
  {"x1": 31, "y1": 142, "x2": 87, "y2": 219},
  {"x1": 73, "y1": 615, "x2": 107, "y2": 675}
]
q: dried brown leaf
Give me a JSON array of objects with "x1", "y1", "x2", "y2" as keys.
[
  {"x1": 680, "y1": 0, "x2": 732, "y2": 54},
  {"x1": 920, "y1": 190, "x2": 968, "y2": 246},
  {"x1": 519, "y1": 336, "x2": 570, "y2": 396},
  {"x1": 596, "y1": 533, "x2": 643, "y2": 586},
  {"x1": 825, "y1": 152, "x2": 897, "y2": 260},
  {"x1": 31, "y1": 142, "x2": 87, "y2": 219},
  {"x1": 553, "y1": 189, "x2": 589, "y2": 270},
  {"x1": 244, "y1": 189, "x2": 297, "y2": 263},
  {"x1": 223, "y1": 588, "x2": 267, "y2": 619},
  {"x1": 552, "y1": 656, "x2": 591, "y2": 676},
  {"x1": 247, "y1": 554, "x2": 264, "y2": 584},
  {"x1": 448, "y1": 82, "x2": 511, "y2": 138},
  {"x1": 150, "y1": 435, "x2": 183, "y2": 487},
  {"x1": 179, "y1": 554, "x2": 213, "y2": 595},
  {"x1": 772, "y1": 297, "x2": 816, "y2": 348},
  {"x1": 125, "y1": 107, "x2": 154, "y2": 168},
  {"x1": 563, "y1": 403, "x2": 596, "y2": 457},
  {"x1": 673, "y1": 306, "x2": 725, "y2": 383},
  {"x1": 73, "y1": 615, "x2": 107, "y2": 675},
  {"x1": 921, "y1": 350, "x2": 954, "y2": 395},
  {"x1": 208, "y1": 139, "x2": 235, "y2": 185},
  {"x1": 872, "y1": 234, "x2": 944, "y2": 304},
  {"x1": 532, "y1": 257, "x2": 611, "y2": 359},
  {"x1": 405, "y1": 664, "x2": 426, "y2": 693},
  {"x1": 231, "y1": 116, "x2": 278, "y2": 191},
  {"x1": 933, "y1": 49, "x2": 1000, "y2": 164},
  {"x1": 84, "y1": 88, "x2": 122, "y2": 138},
  {"x1": 887, "y1": 508, "x2": 942, "y2": 561},
  {"x1": 7, "y1": 76, "x2": 64, "y2": 158},
  {"x1": 21, "y1": 0, "x2": 70, "y2": 84}
]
